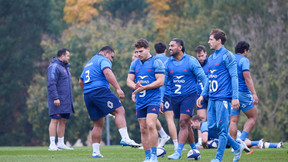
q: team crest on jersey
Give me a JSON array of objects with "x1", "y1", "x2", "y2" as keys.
[
  {"x1": 136, "y1": 69, "x2": 139, "y2": 73},
  {"x1": 184, "y1": 69, "x2": 187, "y2": 71},
  {"x1": 64, "y1": 70, "x2": 66, "y2": 72},
  {"x1": 216, "y1": 63, "x2": 219, "y2": 66},
  {"x1": 148, "y1": 69, "x2": 151, "y2": 71},
  {"x1": 107, "y1": 101, "x2": 113, "y2": 109},
  {"x1": 170, "y1": 70, "x2": 173, "y2": 73}
]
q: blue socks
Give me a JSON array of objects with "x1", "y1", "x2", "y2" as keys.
[
  {"x1": 251, "y1": 141, "x2": 259, "y2": 146},
  {"x1": 145, "y1": 150, "x2": 151, "y2": 159},
  {"x1": 176, "y1": 143, "x2": 184, "y2": 154},
  {"x1": 151, "y1": 147, "x2": 157, "y2": 155},
  {"x1": 240, "y1": 131, "x2": 249, "y2": 141},
  {"x1": 190, "y1": 143, "x2": 198, "y2": 150}
]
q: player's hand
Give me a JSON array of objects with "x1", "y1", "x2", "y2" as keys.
[
  {"x1": 117, "y1": 88, "x2": 125, "y2": 99},
  {"x1": 131, "y1": 93, "x2": 136, "y2": 102},
  {"x1": 54, "y1": 99, "x2": 60, "y2": 106},
  {"x1": 135, "y1": 81, "x2": 142, "y2": 89},
  {"x1": 232, "y1": 99, "x2": 240, "y2": 110},
  {"x1": 159, "y1": 102, "x2": 164, "y2": 114},
  {"x1": 134, "y1": 85, "x2": 145, "y2": 94},
  {"x1": 196, "y1": 96, "x2": 204, "y2": 108},
  {"x1": 253, "y1": 94, "x2": 259, "y2": 105}
]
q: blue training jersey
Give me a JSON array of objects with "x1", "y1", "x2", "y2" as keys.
[
  {"x1": 165, "y1": 53, "x2": 207, "y2": 97},
  {"x1": 197, "y1": 57, "x2": 209, "y2": 94},
  {"x1": 155, "y1": 54, "x2": 170, "y2": 98},
  {"x1": 129, "y1": 56, "x2": 165, "y2": 110},
  {"x1": 80, "y1": 54, "x2": 112, "y2": 94},
  {"x1": 235, "y1": 54, "x2": 250, "y2": 92},
  {"x1": 202, "y1": 46, "x2": 238, "y2": 101},
  {"x1": 200, "y1": 121, "x2": 218, "y2": 140}
]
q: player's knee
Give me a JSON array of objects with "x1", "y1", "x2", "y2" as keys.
[{"x1": 179, "y1": 119, "x2": 189, "y2": 129}]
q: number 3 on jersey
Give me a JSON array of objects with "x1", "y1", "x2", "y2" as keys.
[
  {"x1": 84, "y1": 70, "x2": 90, "y2": 83},
  {"x1": 209, "y1": 80, "x2": 218, "y2": 92}
]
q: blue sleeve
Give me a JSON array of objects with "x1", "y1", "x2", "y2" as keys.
[
  {"x1": 129, "y1": 60, "x2": 136, "y2": 74},
  {"x1": 240, "y1": 57, "x2": 250, "y2": 72},
  {"x1": 200, "y1": 121, "x2": 208, "y2": 133},
  {"x1": 153, "y1": 59, "x2": 165, "y2": 74},
  {"x1": 189, "y1": 56, "x2": 207, "y2": 91},
  {"x1": 100, "y1": 59, "x2": 112, "y2": 71},
  {"x1": 47, "y1": 63, "x2": 59, "y2": 100},
  {"x1": 200, "y1": 57, "x2": 210, "y2": 98},
  {"x1": 223, "y1": 52, "x2": 239, "y2": 99}
]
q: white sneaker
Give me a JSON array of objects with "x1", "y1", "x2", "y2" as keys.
[
  {"x1": 58, "y1": 144, "x2": 74, "y2": 150},
  {"x1": 92, "y1": 152, "x2": 103, "y2": 158},
  {"x1": 120, "y1": 138, "x2": 141, "y2": 148},
  {"x1": 257, "y1": 139, "x2": 264, "y2": 149},
  {"x1": 158, "y1": 136, "x2": 170, "y2": 148},
  {"x1": 237, "y1": 138, "x2": 250, "y2": 152},
  {"x1": 48, "y1": 145, "x2": 59, "y2": 151}
]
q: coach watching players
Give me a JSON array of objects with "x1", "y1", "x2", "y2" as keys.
[{"x1": 47, "y1": 48, "x2": 74, "y2": 151}]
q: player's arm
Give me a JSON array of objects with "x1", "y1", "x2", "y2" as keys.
[
  {"x1": 241, "y1": 58, "x2": 259, "y2": 105},
  {"x1": 103, "y1": 68, "x2": 125, "y2": 99},
  {"x1": 202, "y1": 132, "x2": 209, "y2": 148},
  {"x1": 47, "y1": 64, "x2": 60, "y2": 106},
  {"x1": 79, "y1": 79, "x2": 84, "y2": 89},
  {"x1": 133, "y1": 59, "x2": 165, "y2": 94},
  {"x1": 190, "y1": 57, "x2": 207, "y2": 91},
  {"x1": 224, "y1": 52, "x2": 239, "y2": 110}
]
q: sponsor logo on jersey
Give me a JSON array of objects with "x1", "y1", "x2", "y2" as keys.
[
  {"x1": 173, "y1": 75, "x2": 185, "y2": 83},
  {"x1": 139, "y1": 75, "x2": 148, "y2": 79},
  {"x1": 85, "y1": 62, "x2": 93, "y2": 67},
  {"x1": 210, "y1": 70, "x2": 217, "y2": 74},
  {"x1": 107, "y1": 101, "x2": 113, "y2": 109}
]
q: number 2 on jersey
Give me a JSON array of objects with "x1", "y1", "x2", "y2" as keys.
[{"x1": 175, "y1": 84, "x2": 182, "y2": 94}]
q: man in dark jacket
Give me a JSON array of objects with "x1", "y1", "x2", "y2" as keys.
[{"x1": 47, "y1": 48, "x2": 74, "y2": 151}]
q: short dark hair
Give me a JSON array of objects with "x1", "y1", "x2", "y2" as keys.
[
  {"x1": 210, "y1": 29, "x2": 227, "y2": 45},
  {"x1": 171, "y1": 38, "x2": 185, "y2": 53},
  {"x1": 57, "y1": 48, "x2": 69, "y2": 57},
  {"x1": 235, "y1": 41, "x2": 250, "y2": 54},
  {"x1": 99, "y1": 46, "x2": 114, "y2": 53},
  {"x1": 154, "y1": 42, "x2": 166, "y2": 54},
  {"x1": 191, "y1": 115, "x2": 202, "y2": 122},
  {"x1": 134, "y1": 38, "x2": 149, "y2": 49},
  {"x1": 195, "y1": 45, "x2": 206, "y2": 53}
]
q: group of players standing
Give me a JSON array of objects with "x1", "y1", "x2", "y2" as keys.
[{"x1": 79, "y1": 28, "x2": 260, "y2": 162}]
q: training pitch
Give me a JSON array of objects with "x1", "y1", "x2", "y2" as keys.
[{"x1": 0, "y1": 144, "x2": 287, "y2": 162}]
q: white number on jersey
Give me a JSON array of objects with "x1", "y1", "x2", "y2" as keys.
[
  {"x1": 84, "y1": 70, "x2": 90, "y2": 83},
  {"x1": 139, "y1": 90, "x2": 146, "y2": 97},
  {"x1": 209, "y1": 80, "x2": 218, "y2": 92},
  {"x1": 174, "y1": 84, "x2": 182, "y2": 94}
]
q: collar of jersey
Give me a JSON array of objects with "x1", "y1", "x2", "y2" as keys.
[
  {"x1": 155, "y1": 53, "x2": 165, "y2": 58},
  {"x1": 140, "y1": 55, "x2": 153, "y2": 64},
  {"x1": 212, "y1": 46, "x2": 225, "y2": 59},
  {"x1": 171, "y1": 53, "x2": 187, "y2": 61}
]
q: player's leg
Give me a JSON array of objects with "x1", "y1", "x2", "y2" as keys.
[
  {"x1": 92, "y1": 117, "x2": 105, "y2": 158},
  {"x1": 156, "y1": 119, "x2": 170, "y2": 147},
  {"x1": 164, "y1": 111, "x2": 177, "y2": 149},
  {"x1": 241, "y1": 106, "x2": 257, "y2": 141},
  {"x1": 48, "y1": 118, "x2": 59, "y2": 151},
  {"x1": 196, "y1": 108, "x2": 207, "y2": 146},
  {"x1": 57, "y1": 115, "x2": 73, "y2": 150},
  {"x1": 187, "y1": 119, "x2": 198, "y2": 150},
  {"x1": 138, "y1": 118, "x2": 150, "y2": 161},
  {"x1": 146, "y1": 112, "x2": 159, "y2": 161},
  {"x1": 229, "y1": 115, "x2": 240, "y2": 139}
]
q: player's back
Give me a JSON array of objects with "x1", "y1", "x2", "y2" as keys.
[
  {"x1": 80, "y1": 54, "x2": 111, "y2": 94},
  {"x1": 235, "y1": 54, "x2": 250, "y2": 92}
]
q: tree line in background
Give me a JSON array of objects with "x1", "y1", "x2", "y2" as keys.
[{"x1": 0, "y1": 0, "x2": 287, "y2": 146}]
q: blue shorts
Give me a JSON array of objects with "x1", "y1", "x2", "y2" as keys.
[
  {"x1": 136, "y1": 105, "x2": 160, "y2": 118},
  {"x1": 196, "y1": 94, "x2": 208, "y2": 110},
  {"x1": 163, "y1": 95, "x2": 173, "y2": 112},
  {"x1": 84, "y1": 88, "x2": 122, "y2": 121},
  {"x1": 171, "y1": 93, "x2": 197, "y2": 119},
  {"x1": 230, "y1": 91, "x2": 255, "y2": 116},
  {"x1": 51, "y1": 113, "x2": 70, "y2": 119}
]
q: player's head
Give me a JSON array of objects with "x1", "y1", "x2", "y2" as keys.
[
  {"x1": 134, "y1": 38, "x2": 151, "y2": 61},
  {"x1": 208, "y1": 29, "x2": 227, "y2": 50},
  {"x1": 99, "y1": 46, "x2": 115, "y2": 62},
  {"x1": 235, "y1": 41, "x2": 250, "y2": 57},
  {"x1": 57, "y1": 48, "x2": 70, "y2": 63},
  {"x1": 169, "y1": 38, "x2": 185, "y2": 56},
  {"x1": 195, "y1": 45, "x2": 207, "y2": 64},
  {"x1": 154, "y1": 42, "x2": 167, "y2": 54},
  {"x1": 191, "y1": 115, "x2": 202, "y2": 130},
  {"x1": 131, "y1": 50, "x2": 138, "y2": 62}
]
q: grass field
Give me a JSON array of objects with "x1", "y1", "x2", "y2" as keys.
[{"x1": 0, "y1": 144, "x2": 287, "y2": 162}]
